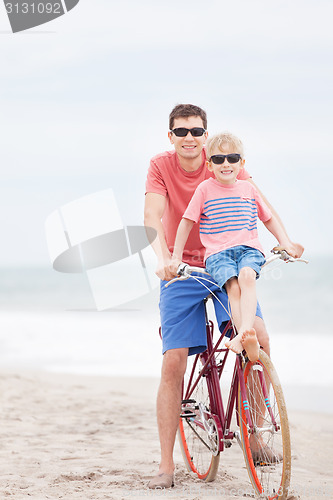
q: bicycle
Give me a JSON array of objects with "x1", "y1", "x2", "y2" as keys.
[{"x1": 165, "y1": 248, "x2": 308, "y2": 500}]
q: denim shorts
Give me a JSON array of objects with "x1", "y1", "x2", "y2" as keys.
[
  {"x1": 159, "y1": 268, "x2": 263, "y2": 355},
  {"x1": 206, "y1": 245, "x2": 266, "y2": 289}
]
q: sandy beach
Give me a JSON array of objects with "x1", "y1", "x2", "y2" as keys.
[{"x1": 0, "y1": 371, "x2": 332, "y2": 500}]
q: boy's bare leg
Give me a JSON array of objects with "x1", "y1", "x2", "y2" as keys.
[
  {"x1": 237, "y1": 267, "x2": 260, "y2": 361},
  {"x1": 149, "y1": 347, "x2": 188, "y2": 485},
  {"x1": 238, "y1": 267, "x2": 257, "y2": 333},
  {"x1": 224, "y1": 278, "x2": 244, "y2": 353}
]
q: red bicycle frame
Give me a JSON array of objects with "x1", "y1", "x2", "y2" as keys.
[{"x1": 182, "y1": 299, "x2": 255, "y2": 452}]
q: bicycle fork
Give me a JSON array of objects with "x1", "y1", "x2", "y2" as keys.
[
  {"x1": 237, "y1": 356, "x2": 255, "y2": 432},
  {"x1": 237, "y1": 357, "x2": 278, "y2": 436}
]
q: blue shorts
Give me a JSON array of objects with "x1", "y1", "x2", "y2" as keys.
[
  {"x1": 206, "y1": 245, "x2": 266, "y2": 289},
  {"x1": 159, "y1": 269, "x2": 263, "y2": 356}
]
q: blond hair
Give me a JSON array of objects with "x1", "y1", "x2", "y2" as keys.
[{"x1": 206, "y1": 132, "x2": 244, "y2": 159}]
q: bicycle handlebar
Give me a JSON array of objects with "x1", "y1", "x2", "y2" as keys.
[
  {"x1": 263, "y1": 247, "x2": 309, "y2": 267},
  {"x1": 165, "y1": 248, "x2": 308, "y2": 287},
  {"x1": 177, "y1": 263, "x2": 209, "y2": 277},
  {"x1": 165, "y1": 264, "x2": 209, "y2": 287}
]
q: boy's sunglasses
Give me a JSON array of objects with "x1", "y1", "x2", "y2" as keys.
[
  {"x1": 170, "y1": 127, "x2": 206, "y2": 137},
  {"x1": 209, "y1": 153, "x2": 241, "y2": 165}
]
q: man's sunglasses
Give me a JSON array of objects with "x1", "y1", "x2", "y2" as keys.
[
  {"x1": 209, "y1": 154, "x2": 241, "y2": 165},
  {"x1": 170, "y1": 127, "x2": 206, "y2": 137}
]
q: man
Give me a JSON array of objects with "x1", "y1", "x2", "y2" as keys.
[{"x1": 144, "y1": 104, "x2": 303, "y2": 489}]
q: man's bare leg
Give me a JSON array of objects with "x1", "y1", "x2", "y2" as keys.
[
  {"x1": 246, "y1": 317, "x2": 280, "y2": 460},
  {"x1": 149, "y1": 347, "x2": 188, "y2": 485},
  {"x1": 253, "y1": 316, "x2": 270, "y2": 356}
]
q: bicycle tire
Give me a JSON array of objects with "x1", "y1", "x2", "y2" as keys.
[
  {"x1": 238, "y1": 350, "x2": 291, "y2": 499},
  {"x1": 178, "y1": 353, "x2": 220, "y2": 481}
]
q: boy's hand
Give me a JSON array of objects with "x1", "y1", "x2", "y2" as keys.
[
  {"x1": 273, "y1": 242, "x2": 304, "y2": 259},
  {"x1": 289, "y1": 242, "x2": 304, "y2": 258}
]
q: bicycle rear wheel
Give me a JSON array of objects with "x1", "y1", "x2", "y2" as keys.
[
  {"x1": 178, "y1": 353, "x2": 220, "y2": 481},
  {"x1": 238, "y1": 350, "x2": 291, "y2": 499}
]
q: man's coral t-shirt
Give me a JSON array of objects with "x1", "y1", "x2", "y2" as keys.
[{"x1": 145, "y1": 149, "x2": 251, "y2": 267}]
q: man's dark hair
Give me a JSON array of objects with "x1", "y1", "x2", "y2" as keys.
[{"x1": 169, "y1": 104, "x2": 207, "y2": 130}]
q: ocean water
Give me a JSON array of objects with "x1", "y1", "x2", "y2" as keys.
[
  {"x1": 0, "y1": 253, "x2": 330, "y2": 328},
  {"x1": 0, "y1": 254, "x2": 332, "y2": 413}
]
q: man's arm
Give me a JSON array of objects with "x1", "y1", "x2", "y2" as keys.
[
  {"x1": 169, "y1": 218, "x2": 195, "y2": 275},
  {"x1": 246, "y1": 178, "x2": 304, "y2": 258},
  {"x1": 144, "y1": 192, "x2": 175, "y2": 281}
]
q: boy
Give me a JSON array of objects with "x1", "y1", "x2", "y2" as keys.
[{"x1": 171, "y1": 132, "x2": 295, "y2": 362}]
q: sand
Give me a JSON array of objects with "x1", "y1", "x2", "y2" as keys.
[{"x1": 0, "y1": 371, "x2": 332, "y2": 500}]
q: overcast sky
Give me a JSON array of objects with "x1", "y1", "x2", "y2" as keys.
[{"x1": 0, "y1": 0, "x2": 332, "y2": 266}]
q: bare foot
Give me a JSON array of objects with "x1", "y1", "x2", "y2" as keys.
[
  {"x1": 225, "y1": 334, "x2": 243, "y2": 354},
  {"x1": 249, "y1": 435, "x2": 283, "y2": 463},
  {"x1": 241, "y1": 328, "x2": 260, "y2": 362}
]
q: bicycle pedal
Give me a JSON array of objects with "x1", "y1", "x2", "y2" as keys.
[
  {"x1": 180, "y1": 410, "x2": 197, "y2": 419},
  {"x1": 181, "y1": 399, "x2": 196, "y2": 404},
  {"x1": 254, "y1": 460, "x2": 273, "y2": 467}
]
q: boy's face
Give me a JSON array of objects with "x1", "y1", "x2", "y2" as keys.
[
  {"x1": 206, "y1": 143, "x2": 245, "y2": 185},
  {"x1": 168, "y1": 116, "x2": 208, "y2": 161}
]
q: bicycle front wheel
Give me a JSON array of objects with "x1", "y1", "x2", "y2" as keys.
[
  {"x1": 178, "y1": 353, "x2": 220, "y2": 481},
  {"x1": 238, "y1": 350, "x2": 291, "y2": 499}
]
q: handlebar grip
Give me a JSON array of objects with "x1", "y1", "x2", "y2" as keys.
[{"x1": 177, "y1": 263, "x2": 189, "y2": 276}]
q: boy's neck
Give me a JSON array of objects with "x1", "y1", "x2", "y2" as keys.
[{"x1": 214, "y1": 178, "x2": 237, "y2": 186}]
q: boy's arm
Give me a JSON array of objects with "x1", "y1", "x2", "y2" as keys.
[
  {"x1": 247, "y1": 178, "x2": 304, "y2": 258},
  {"x1": 263, "y1": 215, "x2": 298, "y2": 258},
  {"x1": 169, "y1": 218, "x2": 195, "y2": 275},
  {"x1": 144, "y1": 192, "x2": 174, "y2": 280}
]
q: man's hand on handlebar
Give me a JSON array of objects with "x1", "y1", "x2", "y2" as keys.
[
  {"x1": 155, "y1": 256, "x2": 181, "y2": 281},
  {"x1": 168, "y1": 257, "x2": 182, "y2": 279}
]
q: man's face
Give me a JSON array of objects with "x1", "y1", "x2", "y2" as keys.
[{"x1": 168, "y1": 116, "x2": 208, "y2": 161}]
